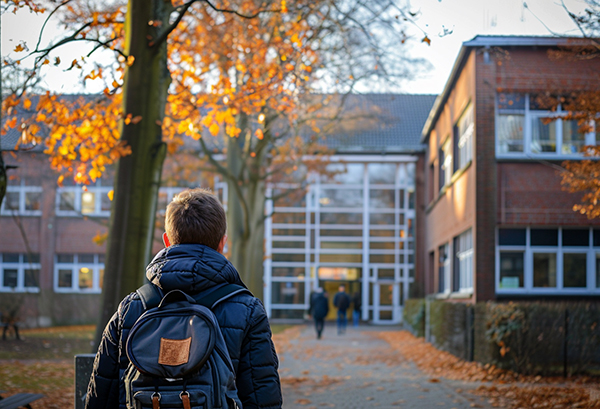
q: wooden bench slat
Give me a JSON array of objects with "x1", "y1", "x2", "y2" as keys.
[{"x1": 0, "y1": 393, "x2": 44, "y2": 409}]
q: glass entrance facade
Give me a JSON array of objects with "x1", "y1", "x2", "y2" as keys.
[{"x1": 264, "y1": 156, "x2": 417, "y2": 324}]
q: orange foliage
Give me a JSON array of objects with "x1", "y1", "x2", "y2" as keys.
[{"x1": 2, "y1": 0, "x2": 321, "y2": 185}]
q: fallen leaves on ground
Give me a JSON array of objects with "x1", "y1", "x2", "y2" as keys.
[
  {"x1": 272, "y1": 325, "x2": 302, "y2": 355},
  {"x1": 376, "y1": 330, "x2": 600, "y2": 409},
  {"x1": 0, "y1": 360, "x2": 74, "y2": 409}
]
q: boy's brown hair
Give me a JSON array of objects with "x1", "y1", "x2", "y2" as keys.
[{"x1": 165, "y1": 188, "x2": 227, "y2": 250}]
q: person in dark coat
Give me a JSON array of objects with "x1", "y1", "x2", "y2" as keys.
[
  {"x1": 85, "y1": 188, "x2": 282, "y2": 409},
  {"x1": 333, "y1": 285, "x2": 351, "y2": 335},
  {"x1": 308, "y1": 287, "x2": 329, "y2": 339}
]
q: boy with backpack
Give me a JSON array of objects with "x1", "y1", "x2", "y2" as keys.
[{"x1": 85, "y1": 188, "x2": 282, "y2": 409}]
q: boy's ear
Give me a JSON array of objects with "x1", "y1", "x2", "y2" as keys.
[
  {"x1": 217, "y1": 234, "x2": 227, "y2": 254},
  {"x1": 162, "y1": 232, "x2": 171, "y2": 248}
]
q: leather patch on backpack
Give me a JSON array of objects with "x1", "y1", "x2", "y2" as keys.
[{"x1": 158, "y1": 337, "x2": 191, "y2": 366}]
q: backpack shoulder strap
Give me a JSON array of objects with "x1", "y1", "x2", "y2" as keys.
[
  {"x1": 136, "y1": 283, "x2": 164, "y2": 310},
  {"x1": 194, "y1": 284, "x2": 251, "y2": 309}
]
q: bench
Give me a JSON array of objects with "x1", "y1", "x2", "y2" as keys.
[{"x1": 0, "y1": 393, "x2": 44, "y2": 409}]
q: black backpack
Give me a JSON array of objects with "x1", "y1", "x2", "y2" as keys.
[{"x1": 124, "y1": 283, "x2": 250, "y2": 409}]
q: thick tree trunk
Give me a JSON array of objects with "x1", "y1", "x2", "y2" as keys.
[
  {"x1": 94, "y1": 0, "x2": 171, "y2": 348},
  {"x1": 0, "y1": 153, "x2": 6, "y2": 209},
  {"x1": 226, "y1": 118, "x2": 266, "y2": 300}
]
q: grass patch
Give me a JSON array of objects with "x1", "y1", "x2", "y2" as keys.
[
  {"x1": 271, "y1": 324, "x2": 295, "y2": 334},
  {"x1": 0, "y1": 325, "x2": 96, "y2": 360}
]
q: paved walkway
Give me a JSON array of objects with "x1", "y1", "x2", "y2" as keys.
[{"x1": 279, "y1": 323, "x2": 491, "y2": 409}]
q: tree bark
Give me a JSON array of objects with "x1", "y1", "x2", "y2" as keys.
[
  {"x1": 93, "y1": 0, "x2": 171, "y2": 348},
  {"x1": 0, "y1": 152, "x2": 6, "y2": 209},
  {"x1": 226, "y1": 116, "x2": 266, "y2": 300}
]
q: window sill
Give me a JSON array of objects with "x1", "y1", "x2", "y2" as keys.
[
  {"x1": 54, "y1": 289, "x2": 102, "y2": 294},
  {"x1": 435, "y1": 292, "x2": 450, "y2": 299},
  {"x1": 450, "y1": 291, "x2": 473, "y2": 299},
  {"x1": 0, "y1": 212, "x2": 42, "y2": 217},
  {"x1": 496, "y1": 153, "x2": 600, "y2": 161},
  {"x1": 0, "y1": 288, "x2": 40, "y2": 293},
  {"x1": 425, "y1": 160, "x2": 473, "y2": 214},
  {"x1": 435, "y1": 291, "x2": 473, "y2": 300},
  {"x1": 496, "y1": 289, "x2": 600, "y2": 295}
]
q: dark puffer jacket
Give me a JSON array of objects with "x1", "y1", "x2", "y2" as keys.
[{"x1": 85, "y1": 244, "x2": 282, "y2": 409}]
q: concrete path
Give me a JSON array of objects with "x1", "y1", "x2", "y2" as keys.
[{"x1": 279, "y1": 323, "x2": 491, "y2": 409}]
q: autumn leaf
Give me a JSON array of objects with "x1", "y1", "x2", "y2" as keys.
[
  {"x1": 131, "y1": 115, "x2": 142, "y2": 124},
  {"x1": 422, "y1": 35, "x2": 431, "y2": 46},
  {"x1": 54, "y1": 57, "x2": 61, "y2": 66},
  {"x1": 14, "y1": 43, "x2": 26, "y2": 52},
  {"x1": 23, "y1": 98, "x2": 32, "y2": 109},
  {"x1": 255, "y1": 129, "x2": 264, "y2": 140},
  {"x1": 209, "y1": 123, "x2": 220, "y2": 136}
]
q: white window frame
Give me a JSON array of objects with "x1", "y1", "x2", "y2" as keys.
[
  {"x1": 0, "y1": 182, "x2": 43, "y2": 216},
  {"x1": 56, "y1": 183, "x2": 112, "y2": 217},
  {"x1": 455, "y1": 229, "x2": 474, "y2": 293},
  {"x1": 264, "y1": 157, "x2": 417, "y2": 322},
  {"x1": 441, "y1": 139, "x2": 452, "y2": 188},
  {"x1": 496, "y1": 227, "x2": 600, "y2": 295},
  {"x1": 496, "y1": 93, "x2": 598, "y2": 159},
  {"x1": 457, "y1": 105, "x2": 474, "y2": 169},
  {"x1": 54, "y1": 254, "x2": 104, "y2": 293},
  {"x1": 0, "y1": 253, "x2": 41, "y2": 292},
  {"x1": 438, "y1": 242, "x2": 451, "y2": 294}
]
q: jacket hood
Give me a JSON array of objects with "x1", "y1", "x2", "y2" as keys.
[{"x1": 146, "y1": 244, "x2": 246, "y2": 293}]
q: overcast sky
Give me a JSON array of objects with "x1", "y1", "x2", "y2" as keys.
[
  {"x1": 1, "y1": 0, "x2": 590, "y2": 96},
  {"x1": 401, "y1": 0, "x2": 589, "y2": 94}
]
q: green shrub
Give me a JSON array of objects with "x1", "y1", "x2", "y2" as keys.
[{"x1": 403, "y1": 299, "x2": 425, "y2": 337}]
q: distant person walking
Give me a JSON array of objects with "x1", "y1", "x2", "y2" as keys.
[
  {"x1": 352, "y1": 291, "x2": 361, "y2": 327},
  {"x1": 333, "y1": 285, "x2": 351, "y2": 334},
  {"x1": 309, "y1": 287, "x2": 329, "y2": 339}
]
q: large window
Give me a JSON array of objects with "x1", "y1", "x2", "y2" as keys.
[
  {"x1": 0, "y1": 253, "x2": 40, "y2": 292},
  {"x1": 496, "y1": 93, "x2": 599, "y2": 157},
  {"x1": 56, "y1": 182, "x2": 111, "y2": 217},
  {"x1": 438, "y1": 243, "x2": 450, "y2": 293},
  {"x1": 265, "y1": 159, "x2": 417, "y2": 322},
  {"x1": 54, "y1": 254, "x2": 104, "y2": 293},
  {"x1": 439, "y1": 139, "x2": 452, "y2": 191},
  {"x1": 453, "y1": 229, "x2": 473, "y2": 293},
  {"x1": 497, "y1": 227, "x2": 600, "y2": 294},
  {"x1": 454, "y1": 105, "x2": 474, "y2": 171},
  {"x1": 0, "y1": 181, "x2": 42, "y2": 216}
]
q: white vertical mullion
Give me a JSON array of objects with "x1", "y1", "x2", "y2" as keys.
[
  {"x1": 362, "y1": 163, "x2": 370, "y2": 322},
  {"x1": 304, "y1": 185, "x2": 311, "y2": 305},
  {"x1": 495, "y1": 228, "x2": 500, "y2": 292},
  {"x1": 315, "y1": 178, "x2": 321, "y2": 285},
  {"x1": 53, "y1": 257, "x2": 58, "y2": 292},
  {"x1": 557, "y1": 118, "x2": 563, "y2": 155},
  {"x1": 588, "y1": 227, "x2": 594, "y2": 290},
  {"x1": 264, "y1": 186, "x2": 273, "y2": 317},
  {"x1": 73, "y1": 256, "x2": 79, "y2": 291},
  {"x1": 16, "y1": 255, "x2": 24, "y2": 290},
  {"x1": 557, "y1": 228, "x2": 563, "y2": 289},
  {"x1": 524, "y1": 93, "x2": 531, "y2": 155},
  {"x1": 525, "y1": 228, "x2": 532, "y2": 291},
  {"x1": 392, "y1": 283, "x2": 400, "y2": 323}
]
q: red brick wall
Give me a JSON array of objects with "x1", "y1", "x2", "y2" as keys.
[
  {"x1": 493, "y1": 46, "x2": 600, "y2": 94},
  {"x1": 497, "y1": 162, "x2": 600, "y2": 226},
  {"x1": 473, "y1": 44, "x2": 600, "y2": 301}
]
